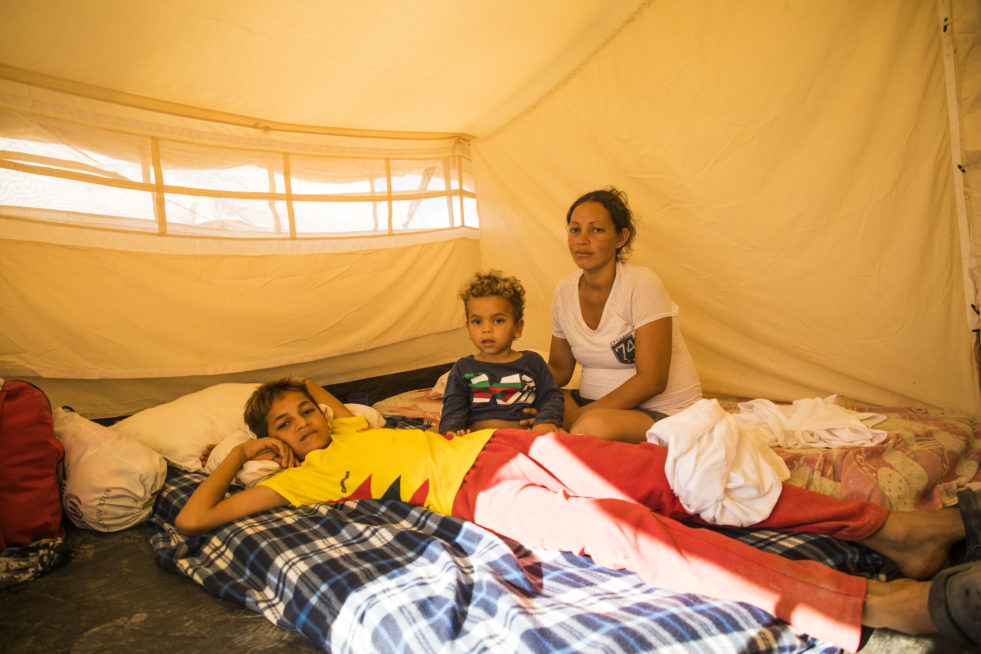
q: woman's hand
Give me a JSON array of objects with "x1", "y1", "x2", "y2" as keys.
[
  {"x1": 443, "y1": 428, "x2": 472, "y2": 437},
  {"x1": 517, "y1": 406, "x2": 539, "y2": 427},
  {"x1": 575, "y1": 318, "x2": 672, "y2": 418}
]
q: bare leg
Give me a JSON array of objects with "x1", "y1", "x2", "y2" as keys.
[
  {"x1": 863, "y1": 579, "x2": 935, "y2": 634},
  {"x1": 560, "y1": 390, "x2": 580, "y2": 431},
  {"x1": 816, "y1": 507, "x2": 966, "y2": 638},
  {"x1": 569, "y1": 408, "x2": 654, "y2": 443},
  {"x1": 858, "y1": 508, "x2": 965, "y2": 580}
]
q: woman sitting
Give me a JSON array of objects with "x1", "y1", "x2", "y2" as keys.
[{"x1": 548, "y1": 186, "x2": 701, "y2": 442}]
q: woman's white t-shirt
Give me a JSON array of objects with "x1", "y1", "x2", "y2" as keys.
[{"x1": 551, "y1": 262, "x2": 701, "y2": 415}]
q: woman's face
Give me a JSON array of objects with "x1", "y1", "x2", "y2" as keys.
[{"x1": 567, "y1": 201, "x2": 628, "y2": 272}]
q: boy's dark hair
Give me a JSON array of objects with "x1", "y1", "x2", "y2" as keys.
[
  {"x1": 566, "y1": 186, "x2": 637, "y2": 261},
  {"x1": 244, "y1": 376, "x2": 316, "y2": 438},
  {"x1": 459, "y1": 270, "x2": 526, "y2": 322}
]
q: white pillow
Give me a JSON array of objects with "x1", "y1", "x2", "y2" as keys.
[
  {"x1": 53, "y1": 408, "x2": 168, "y2": 532},
  {"x1": 112, "y1": 383, "x2": 260, "y2": 471}
]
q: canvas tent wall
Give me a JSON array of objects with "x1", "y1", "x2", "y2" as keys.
[
  {"x1": 0, "y1": 0, "x2": 979, "y2": 418},
  {"x1": 474, "y1": 0, "x2": 981, "y2": 414}
]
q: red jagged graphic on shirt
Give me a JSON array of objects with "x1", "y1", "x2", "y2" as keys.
[
  {"x1": 340, "y1": 475, "x2": 375, "y2": 502},
  {"x1": 337, "y1": 473, "x2": 429, "y2": 505}
]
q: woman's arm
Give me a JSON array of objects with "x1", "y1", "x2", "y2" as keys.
[
  {"x1": 514, "y1": 337, "x2": 577, "y2": 428},
  {"x1": 176, "y1": 438, "x2": 294, "y2": 535},
  {"x1": 575, "y1": 317, "x2": 672, "y2": 415},
  {"x1": 547, "y1": 336, "x2": 576, "y2": 387},
  {"x1": 303, "y1": 379, "x2": 354, "y2": 419}
]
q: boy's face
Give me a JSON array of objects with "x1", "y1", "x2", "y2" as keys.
[
  {"x1": 465, "y1": 295, "x2": 523, "y2": 361},
  {"x1": 265, "y1": 390, "x2": 332, "y2": 459}
]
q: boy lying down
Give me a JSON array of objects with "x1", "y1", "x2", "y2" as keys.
[{"x1": 176, "y1": 377, "x2": 981, "y2": 652}]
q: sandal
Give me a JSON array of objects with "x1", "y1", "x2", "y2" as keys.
[
  {"x1": 929, "y1": 560, "x2": 981, "y2": 650},
  {"x1": 957, "y1": 488, "x2": 981, "y2": 563}
]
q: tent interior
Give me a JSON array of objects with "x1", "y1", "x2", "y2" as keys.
[
  {"x1": 2, "y1": 0, "x2": 979, "y2": 419},
  {"x1": 0, "y1": 0, "x2": 981, "y2": 417},
  {"x1": 1, "y1": 1, "x2": 981, "y2": 652}
]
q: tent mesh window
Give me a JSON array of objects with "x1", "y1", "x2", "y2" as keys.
[{"x1": 0, "y1": 81, "x2": 477, "y2": 239}]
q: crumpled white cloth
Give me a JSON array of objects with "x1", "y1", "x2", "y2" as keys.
[
  {"x1": 733, "y1": 395, "x2": 887, "y2": 448},
  {"x1": 645, "y1": 395, "x2": 888, "y2": 527},
  {"x1": 647, "y1": 398, "x2": 790, "y2": 527}
]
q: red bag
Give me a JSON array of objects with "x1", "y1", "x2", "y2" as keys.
[{"x1": 0, "y1": 380, "x2": 65, "y2": 550}]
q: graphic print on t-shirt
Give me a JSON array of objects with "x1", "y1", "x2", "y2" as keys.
[
  {"x1": 342, "y1": 473, "x2": 431, "y2": 505},
  {"x1": 610, "y1": 333, "x2": 636, "y2": 364},
  {"x1": 465, "y1": 372, "x2": 537, "y2": 405}
]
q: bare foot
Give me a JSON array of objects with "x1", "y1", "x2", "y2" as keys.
[
  {"x1": 862, "y1": 579, "x2": 935, "y2": 634},
  {"x1": 860, "y1": 509, "x2": 963, "y2": 580}
]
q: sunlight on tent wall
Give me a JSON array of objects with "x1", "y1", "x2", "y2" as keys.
[
  {"x1": 0, "y1": 79, "x2": 479, "y2": 416},
  {"x1": 0, "y1": 90, "x2": 477, "y2": 237}
]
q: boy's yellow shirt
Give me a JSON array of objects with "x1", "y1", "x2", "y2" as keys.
[{"x1": 259, "y1": 416, "x2": 494, "y2": 515}]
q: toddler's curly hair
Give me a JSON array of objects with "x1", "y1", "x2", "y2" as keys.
[{"x1": 459, "y1": 270, "x2": 526, "y2": 321}]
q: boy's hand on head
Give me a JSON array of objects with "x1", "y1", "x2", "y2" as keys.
[
  {"x1": 443, "y1": 428, "x2": 471, "y2": 438},
  {"x1": 242, "y1": 437, "x2": 298, "y2": 469},
  {"x1": 533, "y1": 423, "x2": 559, "y2": 433}
]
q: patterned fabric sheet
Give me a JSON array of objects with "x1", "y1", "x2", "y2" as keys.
[
  {"x1": 373, "y1": 388, "x2": 443, "y2": 431},
  {"x1": 373, "y1": 390, "x2": 981, "y2": 511},
  {"x1": 150, "y1": 470, "x2": 887, "y2": 654},
  {"x1": 714, "y1": 396, "x2": 981, "y2": 511}
]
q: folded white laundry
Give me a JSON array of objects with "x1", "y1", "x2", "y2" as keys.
[{"x1": 735, "y1": 395, "x2": 887, "y2": 448}]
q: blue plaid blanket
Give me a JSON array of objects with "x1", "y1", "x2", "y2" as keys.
[{"x1": 149, "y1": 470, "x2": 885, "y2": 654}]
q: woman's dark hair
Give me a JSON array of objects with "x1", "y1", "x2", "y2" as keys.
[{"x1": 566, "y1": 186, "x2": 637, "y2": 260}]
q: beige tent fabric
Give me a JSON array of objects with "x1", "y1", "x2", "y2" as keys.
[
  {"x1": 0, "y1": 0, "x2": 645, "y2": 136},
  {"x1": 0, "y1": 223, "x2": 478, "y2": 416},
  {"x1": 474, "y1": 0, "x2": 981, "y2": 413},
  {"x1": 0, "y1": 79, "x2": 476, "y2": 237},
  {"x1": 949, "y1": 0, "x2": 981, "y2": 319},
  {"x1": 1, "y1": 234, "x2": 477, "y2": 378},
  {"x1": 0, "y1": 0, "x2": 979, "y2": 417},
  {"x1": 0, "y1": 75, "x2": 483, "y2": 416}
]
